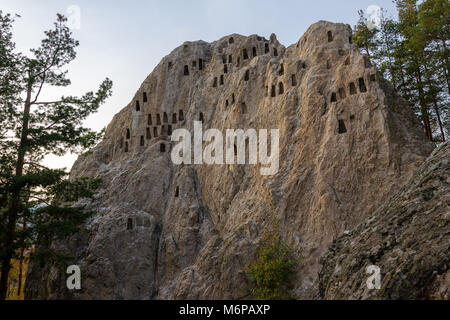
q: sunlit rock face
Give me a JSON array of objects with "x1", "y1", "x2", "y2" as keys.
[{"x1": 25, "y1": 21, "x2": 435, "y2": 300}]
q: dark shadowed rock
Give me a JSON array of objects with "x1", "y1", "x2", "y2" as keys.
[{"x1": 319, "y1": 142, "x2": 449, "y2": 300}]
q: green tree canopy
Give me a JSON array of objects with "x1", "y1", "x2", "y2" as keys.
[
  {"x1": 352, "y1": 0, "x2": 449, "y2": 142},
  {"x1": 0, "y1": 11, "x2": 112, "y2": 299}
]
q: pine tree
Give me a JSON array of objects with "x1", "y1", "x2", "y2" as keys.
[
  {"x1": 353, "y1": 10, "x2": 379, "y2": 60},
  {"x1": 417, "y1": 0, "x2": 449, "y2": 141},
  {"x1": 0, "y1": 11, "x2": 112, "y2": 300},
  {"x1": 353, "y1": 1, "x2": 448, "y2": 142}
]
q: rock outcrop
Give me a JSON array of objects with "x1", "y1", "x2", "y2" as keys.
[
  {"x1": 319, "y1": 142, "x2": 449, "y2": 300},
  {"x1": 25, "y1": 21, "x2": 436, "y2": 299}
]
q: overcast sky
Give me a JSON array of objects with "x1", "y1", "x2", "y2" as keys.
[{"x1": 1, "y1": 0, "x2": 397, "y2": 170}]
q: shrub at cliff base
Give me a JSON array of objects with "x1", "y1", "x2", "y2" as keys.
[{"x1": 244, "y1": 222, "x2": 297, "y2": 300}]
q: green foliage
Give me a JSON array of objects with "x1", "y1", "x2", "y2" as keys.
[
  {"x1": 353, "y1": 9, "x2": 379, "y2": 59},
  {"x1": 352, "y1": 0, "x2": 449, "y2": 142},
  {"x1": 0, "y1": 10, "x2": 112, "y2": 299},
  {"x1": 244, "y1": 222, "x2": 297, "y2": 300}
]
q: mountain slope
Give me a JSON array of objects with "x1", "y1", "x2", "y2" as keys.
[{"x1": 25, "y1": 21, "x2": 435, "y2": 299}]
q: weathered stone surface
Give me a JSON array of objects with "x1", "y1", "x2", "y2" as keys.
[
  {"x1": 25, "y1": 21, "x2": 436, "y2": 300},
  {"x1": 319, "y1": 142, "x2": 449, "y2": 300}
]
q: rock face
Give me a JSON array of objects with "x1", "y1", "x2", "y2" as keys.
[
  {"x1": 25, "y1": 21, "x2": 435, "y2": 300},
  {"x1": 319, "y1": 142, "x2": 449, "y2": 300}
]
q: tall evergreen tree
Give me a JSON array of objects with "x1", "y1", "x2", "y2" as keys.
[
  {"x1": 353, "y1": 10, "x2": 379, "y2": 59},
  {"x1": 0, "y1": 11, "x2": 112, "y2": 300},
  {"x1": 353, "y1": 0, "x2": 449, "y2": 142}
]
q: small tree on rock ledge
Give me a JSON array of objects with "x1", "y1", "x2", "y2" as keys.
[{"x1": 244, "y1": 221, "x2": 297, "y2": 300}]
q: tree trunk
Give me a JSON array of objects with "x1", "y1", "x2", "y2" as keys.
[
  {"x1": 423, "y1": 62, "x2": 446, "y2": 142},
  {"x1": 17, "y1": 217, "x2": 27, "y2": 298},
  {"x1": 415, "y1": 70, "x2": 432, "y2": 141},
  {"x1": 439, "y1": 38, "x2": 450, "y2": 93},
  {"x1": 17, "y1": 247, "x2": 25, "y2": 298},
  {"x1": 0, "y1": 83, "x2": 32, "y2": 300},
  {"x1": 432, "y1": 99, "x2": 446, "y2": 142}
]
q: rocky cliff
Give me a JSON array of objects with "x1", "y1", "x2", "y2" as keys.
[
  {"x1": 25, "y1": 21, "x2": 438, "y2": 299},
  {"x1": 319, "y1": 141, "x2": 449, "y2": 300}
]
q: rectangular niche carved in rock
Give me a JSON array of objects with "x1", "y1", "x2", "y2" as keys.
[
  {"x1": 349, "y1": 82, "x2": 357, "y2": 95},
  {"x1": 153, "y1": 127, "x2": 158, "y2": 137},
  {"x1": 252, "y1": 47, "x2": 257, "y2": 57},
  {"x1": 148, "y1": 114, "x2": 152, "y2": 125},
  {"x1": 331, "y1": 92, "x2": 337, "y2": 102},
  {"x1": 184, "y1": 65, "x2": 189, "y2": 76},
  {"x1": 265, "y1": 43, "x2": 269, "y2": 54},
  {"x1": 157, "y1": 114, "x2": 161, "y2": 125},
  {"x1": 140, "y1": 135, "x2": 145, "y2": 146},
  {"x1": 244, "y1": 70, "x2": 249, "y2": 81},
  {"x1": 279, "y1": 63, "x2": 284, "y2": 76},
  {"x1": 163, "y1": 112, "x2": 168, "y2": 123},
  {"x1": 179, "y1": 110, "x2": 184, "y2": 121},
  {"x1": 359, "y1": 78, "x2": 367, "y2": 93},
  {"x1": 278, "y1": 82, "x2": 284, "y2": 94},
  {"x1": 143, "y1": 92, "x2": 148, "y2": 103},
  {"x1": 127, "y1": 218, "x2": 133, "y2": 230},
  {"x1": 328, "y1": 31, "x2": 333, "y2": 42},
  {"x1": 338, "y1": 119, "x2": 347, "y2": 134},
  {"x1": 243, "y1": 49, "x2": 249, "y2": 60},
  {"x1": 172, "y1": 113, "x2": 177, "y2": 123},
  {"x1": 146, "y1": 128, "x2": 151, "y2": 139},
  {"x1": 291, "y1": 74, "x2": 297, "y2": 86},
  {"x1": 136, "y1": 100, "x2": 140, "y2": 111}
]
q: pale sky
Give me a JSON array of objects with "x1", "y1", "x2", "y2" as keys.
[{"x1": 0, "y1": 0, "x2": 397, "y2": 170}]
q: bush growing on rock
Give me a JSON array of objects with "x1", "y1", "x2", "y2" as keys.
[{"x1": 244, "y1": 222, "x2": 296, "y2": 300}]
